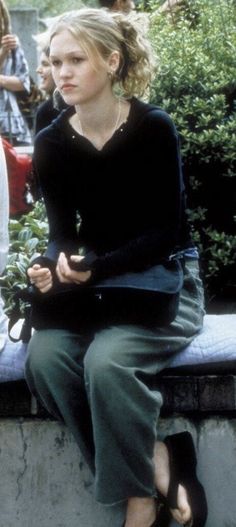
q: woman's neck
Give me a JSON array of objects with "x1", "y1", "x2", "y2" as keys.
[{"x1": 70, "y1": 94, "x2": 130, "y2": 151}]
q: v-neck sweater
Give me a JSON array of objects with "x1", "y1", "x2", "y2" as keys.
[{"x1": 33, "y1": 97, "x2": 193, "y2": 281}]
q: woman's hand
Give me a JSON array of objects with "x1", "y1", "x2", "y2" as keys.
[
  {"x1": 56, "y1": 252, "x2": 92, "y2": 285},
  {"x1": 1, "y1": 34, "x2": 19, "y2": 52},
  {"x1": 27, "y1": 264, "x2": 53, "y2": 293}
]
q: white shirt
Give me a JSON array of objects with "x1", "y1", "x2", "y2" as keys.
[{"x1": 0, "y1": 137, "x2": 9, "y2": 351}]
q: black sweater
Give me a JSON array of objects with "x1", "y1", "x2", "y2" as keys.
[
  {"x1": 35, "y1": 97, "x2": 68, "y2": 134},
  {"x1": 33, "y1": 97, "x2": 193, "y2": 282}
]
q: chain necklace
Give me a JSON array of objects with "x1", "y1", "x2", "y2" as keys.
[{"x1": 76, "y1": 97, "x2": 122, "y2": 138}]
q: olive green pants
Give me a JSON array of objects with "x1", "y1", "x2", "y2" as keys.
[{"x1": 25, "y1": 259, "x2": 204, "y2": 504}]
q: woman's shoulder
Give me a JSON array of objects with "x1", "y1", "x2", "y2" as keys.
[
  {"x1": 35, "y1": 98, "x2": 60, "y2": 134},
  {"x1": 36, "y1": 98, "x2": 54, "y2": 121},
  {"x1": 34, "y1": 106, "x2": 74, "y2": 148},
  {"x1": 36, "y1": 98, "x2": 53, "y2": 113},
  {"x1": 130, "y1": 97, "x2": 177, "y2": 135}
]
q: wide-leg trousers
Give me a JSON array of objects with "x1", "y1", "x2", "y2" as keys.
[{"x1": 25, "y1": 259, "x2": 204, "y2": 504}]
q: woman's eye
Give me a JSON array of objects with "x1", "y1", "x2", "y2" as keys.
[
  {"x1": 72, "y1": 57, "x2": 84, "y2": 64},
  {"x1": 51, "y1": 60, "x2": 61, "y2": 67}
]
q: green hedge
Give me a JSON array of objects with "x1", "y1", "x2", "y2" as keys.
[
  {"x1": 149, "y1": 0, "x2": 236, "y2": 298},
  {"x1": 0, "y1": 201, "x2": 48, "y2": 314}
]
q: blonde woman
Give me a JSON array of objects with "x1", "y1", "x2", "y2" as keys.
[
  {"x1": 35, "y1": 43, "x2": 67, "y2": 134},
  {"x1": 25, "y1": 9, "x2": 207, "y2": 527}
]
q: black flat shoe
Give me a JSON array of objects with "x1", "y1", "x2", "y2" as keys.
[{"x1": 159, "y1": 431, "x2": 208, "y2": 527}]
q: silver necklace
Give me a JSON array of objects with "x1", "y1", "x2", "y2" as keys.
[{"x1": 76, "y1": 98, "x2": 122, "y2": 138}]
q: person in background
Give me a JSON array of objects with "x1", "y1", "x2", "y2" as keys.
[
  {"x1": 97, "y1": 0, "x2": 185, "y2": 21},
  {"x1": 0, "y1": 0, "x2": 31, "y2": 145},
  {"x1": 34, "y1": 38, "x2": 67, "y2": 134},
  {"x1": 97, "y1": 0, "x2": 135, "y2": 13},
  {"x1": 25, "y1": 8, "x2": 207, "y2": 527},
  {"x1": 0, "y1": 134, "x2": 27, "y2": 381},
  {"x1": 158, "y1": 0, "x2": 186, "y2": 14}
]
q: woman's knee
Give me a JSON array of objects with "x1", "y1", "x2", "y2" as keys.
[
  {"x1": 84, "y1": 327, "x2": 130, "y2": 388},
  {"x1": 25, "y1": 330, "x2": 62, "y2": 380}
]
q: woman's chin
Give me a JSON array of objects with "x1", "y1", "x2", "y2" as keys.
[{"x1": 59, "y1": 90, "x2": 79, "y2": 104}]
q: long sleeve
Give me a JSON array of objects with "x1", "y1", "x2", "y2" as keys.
[{"x1": 33, "y1": 126, "x2": 79, "y2": 262}]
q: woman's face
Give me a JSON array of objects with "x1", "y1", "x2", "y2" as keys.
[
  {"x1": 50, "y1": 29, "x2": 115, "y2": 106},
  {"x1": 36, "y1": 51, "x2": 55, "y2": 95}
]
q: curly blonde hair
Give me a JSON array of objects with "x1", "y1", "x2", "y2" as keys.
[{"x1": 49, "y1": 8, "x2": 156, "y2": 98}]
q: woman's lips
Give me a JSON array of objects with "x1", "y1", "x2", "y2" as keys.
[{"x1": 61, "y1": 84, "x2": 76, "y2": 92}]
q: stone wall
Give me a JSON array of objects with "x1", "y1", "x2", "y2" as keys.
[
  {"x1": 0, "y1": 378, "x2": 236, "y2": 527},
  {"x1": 0, "y1": 416, "x2": 235, "y2": 527},
  {"x1": 10, "y1": 8, "x2": 39, "y2": 81}
]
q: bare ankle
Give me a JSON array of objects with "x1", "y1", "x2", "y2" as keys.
[
  {"x1": 153, "y1": 440, "x2": 192, "y2": 525},
  {"x1": 125, "y1": 497, "x2": 156, "y2": 527},
  {"x1": 153, "y1": 441, "x2": 170, "y2": 496}
]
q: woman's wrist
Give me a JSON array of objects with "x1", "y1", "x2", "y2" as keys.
[{"x1": 0, "y1": 75, "x2": 6, "y2": 88}]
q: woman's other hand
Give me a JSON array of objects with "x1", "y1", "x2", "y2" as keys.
[
  {"x1": 56, "y1": 252, "x2": 92, "y2": 285},
  {"x1": 27, "y1": 264, "x2": 53, "y2": 293}
]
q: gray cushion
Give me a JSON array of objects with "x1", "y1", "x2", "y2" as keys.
[{"x1": 167, "y1": 314, "x2": 236, "y2": 373}]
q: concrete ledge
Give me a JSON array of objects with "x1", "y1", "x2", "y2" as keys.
[
  {"x1": 1, "y1": 374, "x2": 236, "y2": 418},
  {"x1": 1, "y1": 376, "x2": 236, "y2": 527},
  {"x1": 156, "y1": 374, "x2": 236, "y2": 414},
  {"x1": 0, "y1": 416, "x2": 236, "y2": 527},
  {"x1": 0, "y1": 418, "x2": 125, "y2": 527},
  {"x1": 0, "y1": 380, "x2": 38, "y2": 417}
]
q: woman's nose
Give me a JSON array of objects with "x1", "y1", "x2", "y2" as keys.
[{"x1": 59, "y1": 63, "x2": 72, "y2": 78}]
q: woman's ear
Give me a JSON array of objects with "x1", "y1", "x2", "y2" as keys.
[{"x1": 108, "y1": 50, "x2": 120, "y2": 75}]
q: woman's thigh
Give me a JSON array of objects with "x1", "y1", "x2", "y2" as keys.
[
  {"x1": 25, "y1": 328, "x2": 92, "y2": 381},
  {"x1": 84, "y1": 259, "x2": 204, "y2": 378}
]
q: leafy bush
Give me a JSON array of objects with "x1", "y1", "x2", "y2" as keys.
[
  {"x1": 149, "y1": 0, "x2": 236, "y2": 298},
  {"x1": 0, "y1": 200, "x2": 48, "y2": 314}
]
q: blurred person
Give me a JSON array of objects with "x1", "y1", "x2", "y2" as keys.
[
  {"x1": 158, "y1": 0, "x2": 186, "y2": 13},
  {"x1": 97, "y1": 0, "x2": 135, "y2": 13},
  {"x1": 36, "y1": 45, "x2": 55, "y2": 96},
  {"x1": 35, "y1": 42, "x2": 67, "y2": 134},
  {"x1": 0, "y1": 0, "x2": 31, "y2": 145}
]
